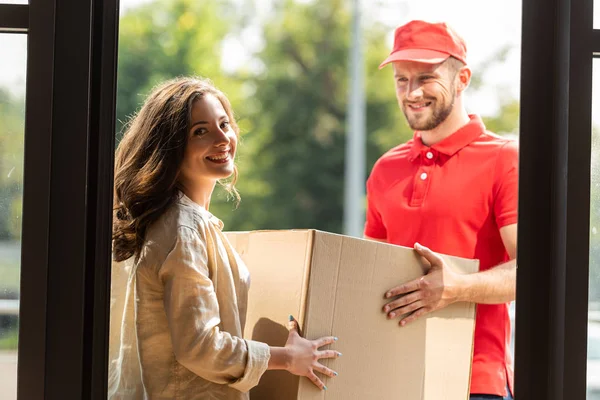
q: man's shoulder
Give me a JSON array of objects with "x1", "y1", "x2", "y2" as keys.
[
  {"x1": 478, "y1": 130, "x2": 518, "y2": 147},
  {"x1": 367, "y1": 140, "x2": 415, "y2": 191},
  {"x1": 471, "y1": 130, "x2": 519, "y2": 158},
  {"x1": 373, "y1": 140, "x2": 415, "y2": 169}
]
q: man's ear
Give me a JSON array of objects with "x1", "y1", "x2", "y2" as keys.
[{"x1": 456, "y1": 66, "x2": 472, "y2": 93}]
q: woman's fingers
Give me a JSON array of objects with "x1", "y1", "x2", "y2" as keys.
[
  {"x1": 287, "y1": 315, "x2": 304, "y2": 337},
  {"x1": 314, "y1": 362, "x2": 338, "y2": 378},
  {"x1": 314, "y1": 335, "x2": 338, "y2": 348},
  {"x1": 307, "y1": 371, "x2": 327, "y2": 390},
  {"x1": 307, "y1": 336, "x2": 340, "y2": 390},
  {"x1": 287, "y1": 315, "x2": 298, "y2": 331},
  {"x1": 317, "y1": 349, "x2": 342, "y2": 359}
]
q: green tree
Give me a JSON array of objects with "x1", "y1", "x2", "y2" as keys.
[
  {"x1": 116, "y1": 0, "x2": 250, "y2": 225},
  {"x1": 0, "y1": 88, "x2": 25, "y2": 240},
  {"x1": 218, "y1": 0, "x2": 411, "y2": 233},
  {"x1": 116, "y1": 0, "x2": 242, "y2": 139},
  {"x1": 482, "y1": 98, "x2": 520, "y2": 136},
  {"x1": 589, "y1": 126, "x2": 600, "y2": 303},
  {"x1": 116, "y1": 0, "x2": 521, "y2": 235}
]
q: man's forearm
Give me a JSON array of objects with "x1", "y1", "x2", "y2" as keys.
[{"x1": 454, "y1": 259, "x2": 516, "y2": 304}]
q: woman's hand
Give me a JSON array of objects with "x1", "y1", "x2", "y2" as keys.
[{"x1": 284, "y1": 316, "x2": 340, "y2": 390}]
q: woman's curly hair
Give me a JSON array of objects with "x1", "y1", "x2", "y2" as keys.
[{"x1": 112, "y1": 77, "x2": 240, "y2": 262}]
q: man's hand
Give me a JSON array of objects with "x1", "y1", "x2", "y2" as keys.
[{"x1": 382, "y1": 242, "x2": 461, "y2": 326}]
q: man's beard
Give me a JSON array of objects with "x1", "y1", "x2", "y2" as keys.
[{"x1": 403, "y1": 92, "x2": 456, "y2": 131}]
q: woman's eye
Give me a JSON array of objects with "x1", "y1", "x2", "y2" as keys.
[
  {"x1": 221, "y1": 121, "x2": 230, "y2": 129},
  {"x1": 194, "y1": 128, "x2": 207, "y2": 136}
]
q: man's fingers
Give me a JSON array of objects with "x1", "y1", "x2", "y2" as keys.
[
  {"x1": 399, "y1": 307, "x2": 428, "y2": 326},
  {"x1": 314, "y1": 362, "x2": 338, "y2": 378},
  {"x1": 386, "y1": 300, "x2": 424, "y2": 319},
  {"x1": 385, "y1": 278, "x2": 421, "y2": 298},
  {"x1": 383, "y1": 290, "x2": 421, "y2": 313},
  {"x1": 307, "y1": 371, "x2": 327, "y2": 390},
  {"x1": 414, "y1": 242, "x2": 444, "y2": 267}
]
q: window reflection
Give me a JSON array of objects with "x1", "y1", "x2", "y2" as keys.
[
  {"x1": 588, "y1": 59, "x2": 600, "y2": 400},
  {"x1": 0, "y1": 33, "x2": 26, "y2": 400}
]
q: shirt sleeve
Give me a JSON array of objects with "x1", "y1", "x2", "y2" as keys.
[
  {"x1": 158, "y1": 226, "x2": 270, "y2": 393},
  {"x1": 364, "y1": 172, "x2": 388, "y2": 239},
  {"x1": 493, "y1": 140, "x2": 519, "y2": 229}
]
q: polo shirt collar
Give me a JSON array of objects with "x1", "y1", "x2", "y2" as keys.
[{"x1": 408, "y1": 115, "x2": 485, "y2": 162}]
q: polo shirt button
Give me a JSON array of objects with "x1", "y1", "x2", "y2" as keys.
[
  {"x1": 426, "y1": 151, "x2": 434, "y2": 159},
  {"x1": 420, "y1": 172, "x2": 428, "y2": 180}
]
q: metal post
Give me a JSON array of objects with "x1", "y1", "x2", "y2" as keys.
[{"x1": 343, "y1": 0, "x2": 366, "y2": 237}]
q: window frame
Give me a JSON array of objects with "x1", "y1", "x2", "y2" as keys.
[
  {"x1": 0, "y1": 0, "x2": 120, "y2": 398},
  {"x1": 2, "y1": 0, "x2": 600, "y2": 397},
  {"x1": 0, "y1": 4, "x2": 27, "y2": 33},
  {"x1": 516, "y1": 0, "x2": 597, "y2": 398}
]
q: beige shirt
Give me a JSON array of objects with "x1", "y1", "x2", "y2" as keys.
[{"x1": 108, "y1": 193, "x2": 270, "y2": 399}]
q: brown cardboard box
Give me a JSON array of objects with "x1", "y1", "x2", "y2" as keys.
[{"x1": 225, "y1": 230, "x2": 479, "y2": 400}]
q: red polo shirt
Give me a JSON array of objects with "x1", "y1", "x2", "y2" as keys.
[{"x1": 364, "y1": 115, "x2": 518, "y2": 397}]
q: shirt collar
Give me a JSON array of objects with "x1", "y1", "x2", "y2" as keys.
[
  {"x1": 178, "y1": 192, "x2": 225, "y2": 230},
  {"x1": 408, "y1": 115, "x2": 485, "y2": 162}
]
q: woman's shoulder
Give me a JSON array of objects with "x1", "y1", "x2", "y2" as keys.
[
  {"x1": 136, "y1": 203, "x2": 203, "y2": 273},
  {"x1": 140, "y1": 194, "x2": 224, "y2": 264},
  {"x1": 148, "y1": 197, "x2": 207, "y2": 242}
]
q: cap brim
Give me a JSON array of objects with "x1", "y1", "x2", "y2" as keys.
[{"x1": 378, "y1": 49, "x2": 450, "y2": 69}]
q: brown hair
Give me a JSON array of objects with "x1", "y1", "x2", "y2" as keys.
[
  {"x1": 444, "y1": 56, "x2": 466, "y2": 78},
  {"x1": 112, "y1": 76, "x2": 240, "y2": 262}
]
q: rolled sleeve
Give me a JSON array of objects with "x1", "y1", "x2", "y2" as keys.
[
  {"x1": 229, "y1": 339, "x2": 270, "y2": 392},
  {"x1": 159, "y1": 226, "x2": 269, "y2": 392}
]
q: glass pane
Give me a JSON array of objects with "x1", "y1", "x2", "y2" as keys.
[
  {"x1": 0, "y1": 33, "x2": 26, "y2": 400},
  {"x1": 112, "y1": 0, "x2": 521, "y2": 397},
  {"x1": 0, "y1": 1, "x2": 27, "y2": 4},
  {"x1": 589, "y1": 58, "x2": 600, "y2": 400},
  {"x1": 595, "y1": 0, "x2": 600, "y2": 30}
]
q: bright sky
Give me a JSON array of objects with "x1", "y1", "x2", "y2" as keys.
[{"x1": 1, "y1": 0, "x2": 599, "y2": 123}]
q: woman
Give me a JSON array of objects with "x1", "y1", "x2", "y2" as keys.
[{"x1": 109, "y1": 77, "x2": 338, "y2": 399}]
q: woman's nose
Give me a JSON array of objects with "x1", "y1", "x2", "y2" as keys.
[{"x1": 214, "y1": 127, "x2": 230, "y2": 146}]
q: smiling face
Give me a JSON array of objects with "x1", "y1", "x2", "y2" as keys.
[
  {"x1": 392, "y1": 59, "x2": 460, "y2": 131},
  {"x1": 178, "y1": 93, "x2": 237, "y2": 196}
]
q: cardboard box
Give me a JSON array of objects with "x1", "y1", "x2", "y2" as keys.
[{"x1": 225, "y1": 230, "x2": 479, "y2": 400}]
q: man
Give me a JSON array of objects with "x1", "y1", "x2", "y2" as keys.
[{"x1": 365, "y1": 20, "x2": 517, "y2": 400}]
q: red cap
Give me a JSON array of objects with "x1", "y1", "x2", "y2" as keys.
[{"x1": 379, "y1": 20, "x2": 467, "y2": 69}]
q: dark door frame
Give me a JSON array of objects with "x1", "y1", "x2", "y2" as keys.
[
  {"x1": 1, "y1": 0, "x2": 119, "y2": 398},
  {"x1": 515, "y1": 0, "x2": 599, "y2": 398}
]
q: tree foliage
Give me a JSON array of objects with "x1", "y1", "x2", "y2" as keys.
[
  {"x1": 0, "y1": 88, "x2": 25, "y2": 240},
  {"x1": 0, "y1": 0, "x2": 521, "y2": 241}
]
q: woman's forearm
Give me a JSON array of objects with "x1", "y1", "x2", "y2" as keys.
[{"x1": 267, "y1": 347, "x2": 291, "y2": 371}]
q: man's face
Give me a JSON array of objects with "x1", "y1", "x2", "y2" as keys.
[{"x1": 392, "y1": 60, "x2": 459, "y2": 131}]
